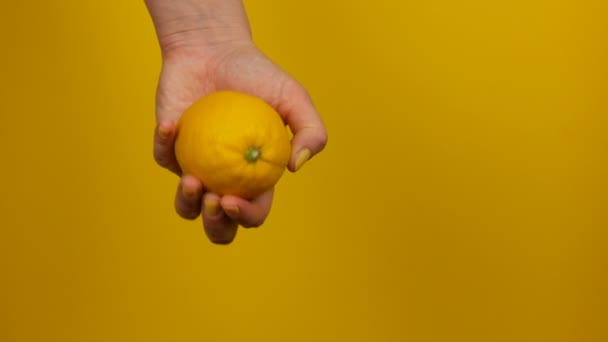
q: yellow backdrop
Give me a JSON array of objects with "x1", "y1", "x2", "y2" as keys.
[{"x1": 1, "y1": 0, "x2": 606, "y2": 341}]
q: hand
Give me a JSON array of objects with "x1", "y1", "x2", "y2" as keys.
[{"x1": 147, "y1": 2, "x2": 327, "y2": 244}]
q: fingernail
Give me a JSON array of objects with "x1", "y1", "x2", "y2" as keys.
[
  {"x1": 204, "y1": 198, "x2": 221, "y2": 216},
  {"x1": 158, "y1": 122, "x2": 171, "y2": 139},
  {"x1": 295, "y1": 148, "x2": 312, "y2": 171},
  {"x1": 182, "y1": 186, "x2": 197, "y2": 199},
  {"x1": 224, "y1": 205, "x2": 240, "y2": 217}
]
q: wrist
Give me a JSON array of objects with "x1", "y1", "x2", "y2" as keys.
[{"x1": 145, "y1": 0, "x2": 252, "y2": 59}]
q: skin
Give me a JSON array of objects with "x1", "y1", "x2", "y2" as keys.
[{"x1": 144, "y1": 0, "x2": 328, "y2": 244}]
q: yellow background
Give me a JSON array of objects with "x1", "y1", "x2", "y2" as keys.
[{"x1": 1, "y1": 0, "x2": 606, "y2": 341}]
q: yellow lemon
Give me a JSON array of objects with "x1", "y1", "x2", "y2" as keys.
[{"x1": 174, "y1": 90, "x2": 291, "y2": 199}]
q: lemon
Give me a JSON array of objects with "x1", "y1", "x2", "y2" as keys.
[{"x1": 174, "y1": 91, "x2": 291, "y2": 199}]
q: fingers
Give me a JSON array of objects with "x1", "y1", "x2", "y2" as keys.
[
  {"x1": 279, "y1": 81, "x2": 328, "y2": 172},
  {"x1": 220, "y1": 189, "x2": 274, "y2": 228},
  {"x1": 153, "y1": 120, "x2": 182, "y2": 175},
  {"x1": 174, "y1": 175, "x2": 203, "y2": 220},
  {"x1": 201, "y1": 192, "x2": 239, "y2": 244},
  {"x1": 198, "y1": 189, "x2": 274, "y2": 244}
]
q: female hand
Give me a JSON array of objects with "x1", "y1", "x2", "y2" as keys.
[{"x1": 145, "y1": 0, "x2": 328, "y2": 244}]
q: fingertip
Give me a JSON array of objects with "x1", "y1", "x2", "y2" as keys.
[
  {"x1": 181, "y1": 175, "x2": 202, "y2": 196},
  {"x1": 156, "y1": 120, "x2": 177, "y2": 144},
  {"x1": 174, "y1": 177, "x2": 203, "y2": 220},
  {"x1": 220, "y1": 192, "x2": 272, "y2": 229},
  {"x1": 210, "y1": 238, "x2": 235, "y2": 246},
  {"x1": 293, "y1": 148, "x2": 312, "y2": 172},
  {"x1": 219, "y1": 195, "x2": 242, "y2": 208},
  {"x1": 157, "y1": 120, "x2": 176, "y2": 140},
  {"x1": 204, "y1": 222, "x2": 238, "y2": 245},
  {"x1": 203, "y1": 192, "x2": 222, "y2": 217},
  {"x1": 223, "y1": 205, "x2": 241, "y2": 220},
  {"x1": 181, "y1": 174, "x2": 200, "y2": 185},
  {"x1": 287, "y1": 129, "x2": 328, "y2": 172},
  {"x1": 219, "y1": 196, "x2": 243, "y2": 220},
  {"x1": 202, "y1": 210, "x2": 239, "y2": 245},
  {"x1": 153, "y1": 120, "x2": 182, "y2": 175}
]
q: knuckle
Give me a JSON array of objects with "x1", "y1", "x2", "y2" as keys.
[
  {"x1": 291, "y1": 82, "x2": 310, "y2": 103},
  {"x1": 280, "y1": 79, "x2": 308, "y2": 106}
]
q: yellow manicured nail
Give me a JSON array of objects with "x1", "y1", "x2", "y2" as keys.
[
  {"x1": 295, "y1": 148, "x2": 311, "y2": 171},
  {"x1": 158, "y1": 123, "x2": 171, "y2": 139},
  {"x1": 182, "y1": 186, "x2": 197, "y2": 198},
  {"x1": 204, "y1": 198, "x2": 221, "y2": 216},
  {"x1": 224, "y1": 206, "x2": 240, "y2": 216}
]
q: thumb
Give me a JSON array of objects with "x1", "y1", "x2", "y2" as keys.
[{"x1": 279, "y1": 81, "x2": 328, "y2": 172}]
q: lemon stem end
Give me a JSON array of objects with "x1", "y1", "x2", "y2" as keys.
[{"x1": 245, "y1": 146, "x2": 261, "y2": 163}]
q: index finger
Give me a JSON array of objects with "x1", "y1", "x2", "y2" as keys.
[{"x1": 278, "y1": 81, "x2": 328, "y2": 172}]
